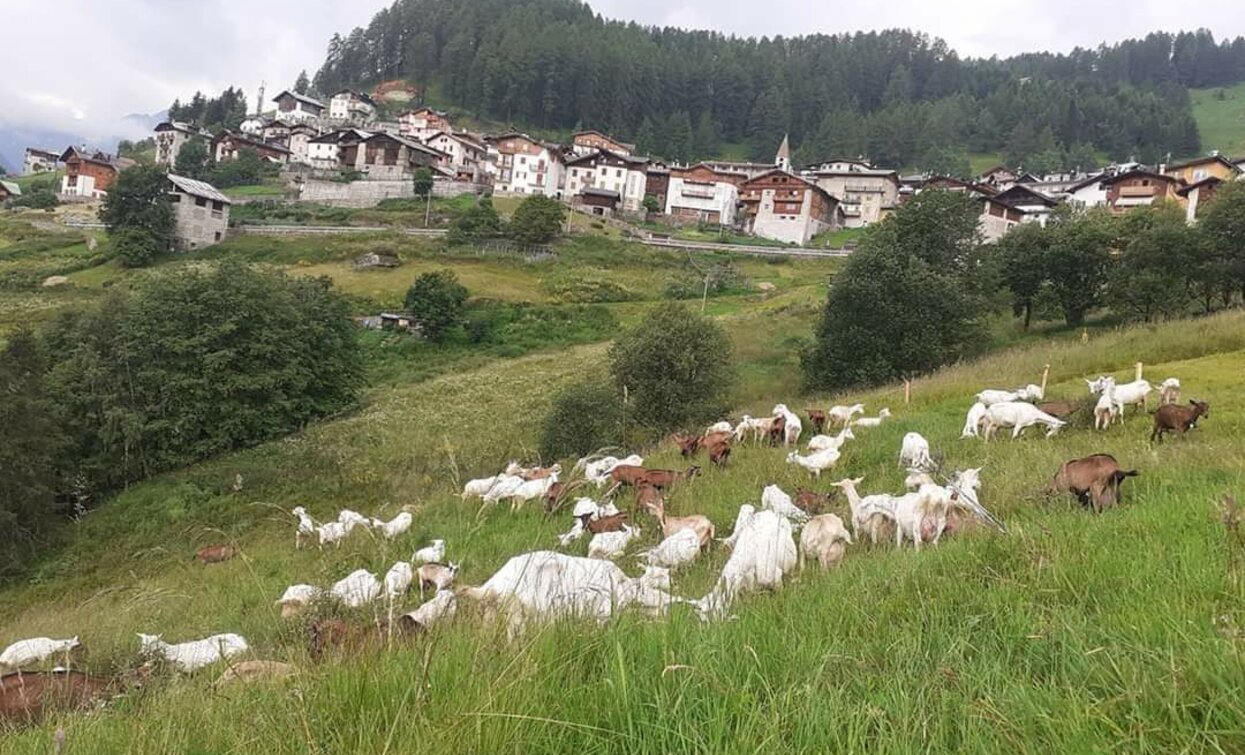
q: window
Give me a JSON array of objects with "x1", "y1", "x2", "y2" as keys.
[
  {"x1": 616, "y1": 169, "x2": 622, "y2": 177},
  {"x1": 196, "y1": 196, "x2": 207, "y2": 207},
  {"x1": 170, "y1": 194, "x2": 180, "y2": 203},
  {"x1": 212, "y1": 201, "x2": 223, "y2": 211}
]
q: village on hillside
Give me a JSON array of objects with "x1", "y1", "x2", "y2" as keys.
[{"x1": 9, "y1": 81, "x2": 1245, "y2": 253}]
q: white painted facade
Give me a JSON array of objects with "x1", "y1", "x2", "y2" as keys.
[
  {"x1": 493, "y1": 139, "x2": 563, "y2": 198},
  {"x1": 1065, "y1": 178, "x2": 1108, "y2": 208},
  {"x1": 24, "y1": 148, "x2": 59, "y2": 175},
  {"x1": 664, "y1": 176, "x2": 739, "y2": 225},
  {"x1": 565, "y1": 152, "x2": 648, "y2": 212},
  {"x1": 329, "y1": 91, "x2": 377, "y2": 123},
  {"x1": 60, "y1": 173, "x2": 99, "y2": 198},
  {"x1": 748, "y1": 190, "x2": 833, "y2": 245}
]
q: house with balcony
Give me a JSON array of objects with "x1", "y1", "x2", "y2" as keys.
[
  {"x1": 989, "y1": 184, "x2": 1061, "y2": 226},
  {"x1": 1177, "y1": 177, "x2": 1224, "y2": 223},
  {"x1": 59, "y1": 147, "x2": 129, "y2": 198},
  {"x1": 1163, "y1": 154, "x2": 1241, "y2": 185},
  {"x1": 739, "y1": 170, "x2": 842, "y2": 245},
  {"x1": 153, "y1": 122, "x2": 210, "y2": 167},
  {"x1": 328, "y1": 90, "x2": 378, "y2": 125},
  {"x1": 565, "y1": 149, "x2": 648, "y2": 212},
  {"x1": 271, "y1": 90, "x2": 325, "y2": 124},
  {"x1": 804, "y1": 163, "x2": 900, "y2": 228},
  {"x1": 1101, "y1": 170, "x2": 1185, "y2": 215},
  {"x1": 23, "y1": 147, "x2": 59, "y2": 175},
  {"x1": 490, "y1": 133, "x2": 564, "y2": 198},
  {"x1": 570, "y1": 130, "x2": 635, "y2": 157},
  {"x1": 423, "y1": 131, "x2": 488, "y2": 181},
  {"x1": 664, "y1": 163, "x2": 745, "y2": 225},
  {"x1": 167, "y1": 174, "x2": 230, "y2": 249},
  {"x1": 210, "y1": 131, "x2": 291, "y2": 164},
  {"x1": 398, "y1": 107, "x2": 452, "y2": 141}
]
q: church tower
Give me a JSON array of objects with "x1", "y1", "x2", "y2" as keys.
[{"x1": 775, "y1": 134, "x2": 791, "y2": 172}]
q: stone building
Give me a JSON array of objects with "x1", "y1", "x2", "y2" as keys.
[{"x1": 167, "y1": 174, "x2": 231, "y2": 250}]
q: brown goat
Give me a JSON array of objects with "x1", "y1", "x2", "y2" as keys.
[
  {"x1": 543, "y1": 481, "x2": 566, "y2": 513},
  {"x1": 609, "y1": 465, "x2": 650, "y2": 489},
  {"x1": 1036, "y1": 401, "x2": 1083, "y2": 420},
  {"x1": 652, "y1": 499, "x2": 715, "y2": 550},
  {"x1": 768, "y1": 414, "x2": 787, "y2": 446},
  {"x1": 1048, "y1": 454, "x2": 1139, "y2": 512},
  {"x1": 195, "y1": 545, "x2": 237, "y2": 564},
  {"x1": 309, "y1": 618, "x2": 408, "y2": 659},
  {"x1": 673, "y1": 434, "x2": 702, "y2": 458},
  {"x1": 700, "y1": 431, "x2": 732, "y2": 450},
  {"x1": 586, "y1": 511, "x2": 631, "y2": 534},
  {"x1": 794, "y1": 488, "x2": 836, "y2": 514},
  {"x1": 708, "y1": 441, "x2": 731, "y2": 469},
  {"x1": 635, "y1": 485, "x2": 665, "y2": 517},
  {"x1": 806, "y1": 409, "x2": 827, "y2": 434},
  {"x1": 638, "y1": 467, "x2": 701, "y2": 490},
  {"x1": 1151, "y1": 400, "x2": 1210, "y2": 442},
  {"x1": 1, "y1": 668, "x2": 145, "y2": 726}
]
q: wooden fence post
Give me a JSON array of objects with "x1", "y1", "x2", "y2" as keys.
[{"x1": 904, "y1": 380, "x2": 911, "y2": 405}]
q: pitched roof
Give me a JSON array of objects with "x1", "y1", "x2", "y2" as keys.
[
  {"x1": 272, "y1": 90, "x2": 324, "y2": 110},
  {"x1": 168, "y1": 174, "x2": 232, "y2": 204},
  {"x1": 332, "y1": 89, "x2": 377, "y2": 107},
  {"x1": 581, "y1": 187, "x2": 621, "y2": 200},
  {"x1": 1166, "y1": 154, "x2": 1240, "y2": 173},
  {"x1": 0, "y1": 180, "x2": 21, "y2": 197},
  {"x1": 571, "y1": 130, "x2": 636, "y2": 151},
  {"x1": 1176, "y1": 175, "x2": 1224, "y2": 196},
  {"x1": 212, "y1": 131, "x2": 292, "y2": 154},
  {"x1": 1099, "y1": 169, "x2": 1183, "y2": 186},
  {"x1": 992, "y1": 184, "x2": 1060, "y2": 208},
  {"x1": 741, "y1": 169, "x2": 839, "y2": 205}
]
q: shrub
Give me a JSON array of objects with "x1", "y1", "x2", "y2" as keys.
[
  {"x1": 508, "y1": 195, "x2": 566, "y2": 244},
  {"x1": 404, "y1": 270, "x2": 468, "y2": 341},
  {"x1": 539, "y1": 379, "x2": 624, "y2": 459},
  {"x1": 608, "y1": 301, "x2": 733, "y2": 431},
  {"x1": 11, "y1": 190, "x2": 60, "y2": 210},
  {"x1": 110, "y1": 227, "x2": 159, "y2": 268},
  {"x1": 446, "y1": 197, "x2": 502, "y2": 245}
]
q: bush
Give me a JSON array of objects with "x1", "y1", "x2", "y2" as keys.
[
  {"x1": 542, "y1": 275, "x2": 639, "y2": 303},
  {"x1": 508, "y1": 194, "x2": 566, "y2": 244},
  {"x1": 11, "y1": 190, "x2": 60, "y2": 210},
  {"x1": 446, "y1": 197, "x2": 502, "y2": 245},
  {"x1": 664, "y1": 260, "x2": 751, "y2": 299},
  {"x1": 539, "y1": 379, "x2": 624, "y2": 459},
  {"x1": 110, "y1": 227, "x2": 159, "y2": 267},
  {"x1": 404, "y1": 270, "x2": 468, "y2": 341},
  {"x1": 608, "y1": 301, "x2": 733, "y2": 431},
  {"x1": 803, "y1": 190, "x2": 992, "y2": 390},
  {"x1": 43, "y1": 262, "x2": 361, "y2": 495}
]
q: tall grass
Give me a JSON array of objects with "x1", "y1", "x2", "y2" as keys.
[{"x1": 3, "y1": 311, "x2": 1245, "y2": 751}]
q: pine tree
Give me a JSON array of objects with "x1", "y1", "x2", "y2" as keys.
[
  {"x1": 294, "y1": 70, "x2": 311, "y2": 95},
  {"x1": 692, "y1": 111, "x2": 718, "y2": 160},
  {"x1": 665, "y1": 111, "x2": 693, "y2": 163}
]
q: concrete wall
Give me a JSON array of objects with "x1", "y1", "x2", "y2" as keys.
[
  {"x1": 172, "y1": 194, "x2": 230, "y2": 249},
  {"x1": 298, "y1": 179, "x2": 484, "y2": 207}
]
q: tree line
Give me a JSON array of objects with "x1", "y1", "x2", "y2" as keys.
[
  {"x1": 803, "y1": 182, "x2": 1245, "y2": 391},
  {"x1": 311, "y1": 0, "x2": 1219, "y2": 165}
]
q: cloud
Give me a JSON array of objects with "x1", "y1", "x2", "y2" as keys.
[{"x1": 1, "y1": 0, "x2": 1243, "y2": 143}]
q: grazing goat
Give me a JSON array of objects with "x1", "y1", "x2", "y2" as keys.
[
  {"x1": 705, "y1": 421, "x2": 734, "y2": 435},
  {"x1": 786, "y1": 447, "x2": 841, "y2": 478},
  {"x1": 708, "y1": 441, "x2": 732, "y2": 469},
  {"x1": 734, "y1": 415, "x2": 775, "y2": 444},
  {"x1": 275, "y1": 584, "x2": 321, "y2": 618},
  {"x1": 799, "y1": 514, "x2": 853, "y2": 569},
  {"x1": 772, "y1": 404, "x2": 804, "y2": 446},
  {"x1": 806, "y1": 409, "x2": 828, "y2": 434},
  {"x1": 1159, "y1": 378, "x2": 1181, "y2": 406},
  {"x1": 461, "y1": 475, "x2": 503, "y2": 501},
  {"x1": 761, "y1": 484, "x2": 811, "y2": 525},
  {"x1": 1151, "y1": 400, "x2": 1210, "y2": 443},
  {"x1": 586, "y1": 511, "x2": 631, "y2": 534},
  {"x1": 399, "y1": 590, "x2": 457, "y2": 634},
  {"x1": 1048, "y1": 454, "x2": 1139, "y2": 512},
  {"x1": 580, "y1": 455, "x2": 644, "y2": 487},
  {"x1": 638, "y1": 529, "x2": 701, "y2": 569},
  {"x1": 502, "y1": 475, "x2": 559, "y2": 511},
  {"x1": 1088, "y1": 376, "x2": 1152, "y2": 416},
  {"x1": 652, "y1": 498, "x2": 715, "y2": 549},
  {"x1": 852, "y1": 408, "x2": 892, "y2": 428},
  {"x1": 768, "y1": 414, "x2": 787, "y2": 446},
  {"x1": 384, "y1": 561, "x2": 414, "y2": 599},
  {"x1": 456, "y1": 552, "x2": 678, "y2": 638},
  {"x1": 520, "y1": 463, "x2": 562, "y2": 481},
  {"x1": 417, "y1": 563, "x2": 459, "y2": 599},
  {"x1": 695, "y1": 510, "x2": 797, "y2": 620},
  {"x1": 899, "y1": 432, "x2": 934, "y2": 470},
  {"x1": 587, "y1": 524, "x2": 642, "y2": 560},
  {"x1": 827, "y1": 403, "x2": 866, "y2": 428},
  {"x1": 481, "y1": 475, "x2": 526, "y2": 506},
  {"x1": 675, "y1": 433, "x2": 702, "y2": 458},
  {"x1": 983, "y1": 402, "x2": 1067, "y2": 440},
  {"x1": 412, "y1": 540, "x2": 446, "y2": 565},
  {"x1": 338, "y1": 510, "x2": 370, "y2": 529},
  {"x1": 634, "y1": 486, "x2": 664, "y2": 516},
  {"x1": 330, "y1": 569, "x2": 382, "y2": 608},
  {"x1": 138, "y1": 633, "x2": 249, "y2": 673},
  {"x1": 1036, "y1": 401, "x2": 1082, "y2": 420},
  {"x1": 807, "y1": 427, "x2": 854, "y2": 452},
  {"x1": 977, "y1": 384, "x2": 1043, "y2": 406},
  {"x1": 638, "y1": 466, "x2": 701, "y2": 491},
  {"x1": 195, "y1": 545, "x2": 237, "y2": 564},
  {"x1": 793, "y1": 488, "x2": 835, "y2": 514},
  {"x1": 309, "y1": 619, "x2": 390, "y2": 658},
  {"x1": 0, "y1": 638, "x2": 81, "y2": 672},
  {"x1": 1093, "y1": 377, "x2": 1121, "y2": 430},
  {"x1": 292, "y1": 506, "x2": 317, "y2": 549},
  {"x1": 370, "y1": 511, "x2": 413, "y2": 540},
  {"x1": 961, "y1": 402, "x2": 987, "y2": 439},
  {"x1": 1, "y1": 669, "x2": 143, "y2": 725},
  {"x1": 830, "y1": 477, "x2": 896, "y2": 546}
]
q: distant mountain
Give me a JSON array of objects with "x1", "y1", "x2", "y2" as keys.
[{"x1": 0, "y1": 109, "x2": 167, "y2": 175}]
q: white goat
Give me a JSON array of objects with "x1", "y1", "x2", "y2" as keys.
[
  {"x1": 316, "y1": 520, "x2": 353, "y2": 548},
  {"x1": 1093, "y1": 377, "x2": 1120, "y2": 430},
  {"x1": 384, "y1": 561, "x2": 414, "y2": 599},
  {"x1": 137, "y1": 633, "x2": 249, "y2": 673},
  {"x1": 827, "y1": 403, "x2": 866, "y2": 427},
  {"x1": 637, "y1": 528, "x2": 701, "y2": 569},
  {"x1": 761, "y1": 484, "x2": 811, "y2": 525},
  {"x1": 0, "y1": 637, "x2": 80, "y2": 671},
  {"x1": 412, "y1": 539, "x2": 446, "y2": 565},
  {"x1": 370, "y1": 511, "x2": 413, "y2": 540},
  {"x1": 851, "y1": 407, "x2": 891, "y2": 428},
  {"x1": 720, "y1": 504, "x2": 756, "y2": 551},
  {"x1": 695, "y1": 510, "x2": 797, "y2": 620},
  {"x1": 337, "y1": 509, "x2": 370, "y2": 529},
  {"x1": 786, "y1": 447, "x2": 842, "y2": 478},
  {"x1": 807, "y1": 427, "x2": 854, "y2": 452},
  {"x1": 481, "y1": 475, "x2": 526, "y2": 505},
  {"x1": 799, "y1": 514, "x2": 853, "y2": 569},
  {"x1": 587, "y1": 524, "x2": 641, "y2": 560},
  {"x1": 417, "y1": 562, "x2": 459, "y2": 599},
  {"x1": 706, "y1": 421, "x2": 734, "y2": 435},
  {"x1": 982, "y1": 402, "x2": 1066, "y2": 440},
  {"x1": 904, "y1": 468, "x2": 935, "y2": 490},
  {"x1": 772, "y1": 404, "x2": 804, "y2": 445},
  {"x1": 556, "y1": 517, "x2": 586, "y2": 547},
  {"x1": 734, "y1": 415, "x2": 774, "y2": 444},
  {"x1": 1159, "y1": 378, "x2": 1181, "y2": 406},
  {"x1": 457, "y1": 551, "x2": 678, "y2": 637},
  {"x1": 898, "y1": 432, "x2": 934, "y2": 470},
  {"x1": 461, "y1": 475, "x2": 503, "y2": 500},
  {"x1": 961, "y1": 402, "x2": 987, "y2": 439},
  {"x1": 503, "y1": 474, "x2": 559, "y2": 511},
  {"x1": 400, "y1": 590, "x2": 457, "y2": 632},
  {"x1": 330, "y1": 569, "x2": 382, "y2": 608},
  {"x1": 292, "y1": 506, "x2": 317, "y2": 549},
  {"x1": 275, "y1": 584, "x2": 321, "y2": 619},
  {"x1": 830, "y1": 477, "x2": 898, "y2": 546},
  {"x1": 1088, "y1": 375, "x2": 1152, "y2": 416},
  {"x1": 976, "y1": 384, "x2": 1043, "y2": 406}
]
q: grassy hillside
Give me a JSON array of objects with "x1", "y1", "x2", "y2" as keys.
[
  {"x1": 1191, "y1": 83, "x2": 1245, "y2": 158},
  {"x1": 2, "y1": 267, "x2": 1245, "y2": 753}
]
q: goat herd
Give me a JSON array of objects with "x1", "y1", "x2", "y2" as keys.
[{"x1": 0, "y1": 364, "x2": 1213, "y2": 727}]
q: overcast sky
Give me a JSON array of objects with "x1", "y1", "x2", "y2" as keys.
[{"x1": 3, "y1": 0, "x2": 1244, "y2": 142}]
